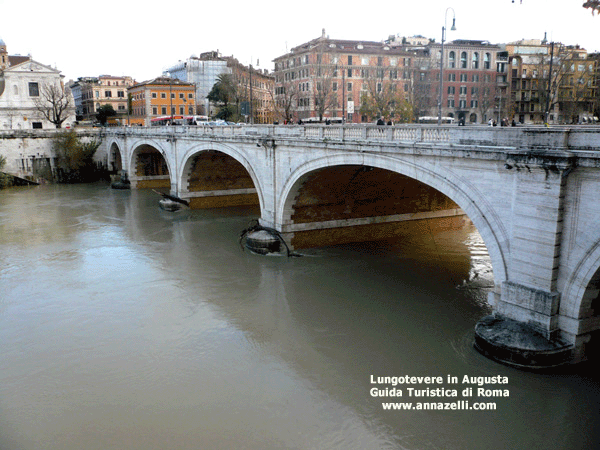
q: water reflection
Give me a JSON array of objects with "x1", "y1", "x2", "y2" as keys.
[{"x1": 0, "y1": 184, "x2": 598, "y2": 450}]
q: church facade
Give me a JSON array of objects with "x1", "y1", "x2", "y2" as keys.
[{"x1": 0, "y1": 38, "x2": 75, "y2": 130}]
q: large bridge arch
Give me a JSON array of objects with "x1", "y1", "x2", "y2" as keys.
[
  {"x1": 179, "y1": 142, "x2": 264, "y2": 211},
  {"x1": 277, "y1": 152, "x2": 509, "y2": 284},
  {"x1": 560, "y1": 227, "x2": 600, "y2": 357},
  {"x1": 129, "y1": 140, "x2": 172, "y2": 189}
]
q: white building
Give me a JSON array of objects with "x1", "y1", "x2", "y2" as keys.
[
  {"x1": 0, "y1": 38, "x2": 75, "y2": 130},
  {"x1": 163, "y1": 51, "x2": 231, "y2": 116}
]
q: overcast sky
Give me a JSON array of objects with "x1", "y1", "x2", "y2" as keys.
[{"x1": 1, "y1": 0, "x2": 597, "y2": 82}]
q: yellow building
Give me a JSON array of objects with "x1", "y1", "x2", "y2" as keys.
[{"x1": 128, "y1": 77, "x2": 196, "y2": 126}]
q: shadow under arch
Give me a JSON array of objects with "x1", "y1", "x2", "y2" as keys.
[
  {"x1": 560, "y1": 228, "x2": 600, "y2": 345},
  {"x1": 277, "y1": 152, "x2": 509, "y2": 285},
  {"x1": 107, "y1": 141, "x2": 123, "y2": 173},
  {"x1": 129, "y1": 141, "x2": 172, "y2": 189},
  {"x1": 178, "y1": 142, "x2": 264, "y2": 212}
]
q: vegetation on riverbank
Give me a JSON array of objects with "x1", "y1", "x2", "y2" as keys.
[
  {"x1": 53, "y1": 130, "x2": 104, "y2": 183},
  {"x1": 0, "y1": 155, "x2": 13, "y2": 189}
]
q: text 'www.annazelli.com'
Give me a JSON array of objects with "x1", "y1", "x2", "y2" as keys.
[{"x1": 381, "y1": 401, "x2": 497, "y2": 411}]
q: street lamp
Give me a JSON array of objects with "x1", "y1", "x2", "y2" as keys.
[{"x1": 437, "y1": 7, "x2": 456, "y2": 126}]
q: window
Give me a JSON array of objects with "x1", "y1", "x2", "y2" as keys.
[
  {"x1": 161, "y1": 107, "x2": 167, "y2": 115},
  {"x1": 152, "y1": 93, "x2": 157, "y2": 99},
  {"x1": 361, "y1": 56, "x2": 369, "y2": 65},
  {"x1": 461, "y1": 52, "x2": 467, "y2": 68},
  {"x1": 188, "y1": 93, "x2": 193, "y2": 99},
  {"x1": 347, "y1": 68, "x2": 352, "y2": 78},
  {"x1": 347, "y1": 55, "x2": 353, "y2": 65},
  {"x1": 460, "y1": 73, "x2": 467, "y2": 82},
  {"x1": 473, "y1": 52, "x2": 479, "y2": 69},
  {"x1": 471, "y1": 100, "x2": 478, "y2": 108},
  {"x1": 447, "y1": 98, "x2": 455, "y2": 107},
  {"x1": 459, "y1": 86, "x2": 467, "y2": 95},
  {"x1": 105, "y1": 90, "x2": 112, "y2": 97},
  {"x1": 448, "y1": 51, "x2": 456, "y2": 68},
  {"x1": 459, "y1": 99, "x2": 466, "y2": 108},
  {"x1": 153, "y1": 107, "x2": 158, "y2": 115},
  {"x1": 377, "y1": 57, "x2": 383, "y2": 66},
  {"x1": 117, "y1": 90, "x2": 125, "y2": 98},
  {"x1": 484, "y1": 53, "x2": 491, "y2": 69},
  {"x1": 347, "y1": 82, "x2": 352, "y2": 92},
  {"x1": 32, "y1": 122, "x2": 43, "y2": 129},
  {"x1": 179, "y1": 93, "x2": 184, "y2": 99},
  {"x1": 161, "y1": 93, "x2": 166, "y2": 99},
  {"x1": 333, "y1": 82, "x2": 338, "y2": 91},
  {"x1": 171, "y1": 93, "x2": 175, "y2": 99},
  {"x1": 448, "y1": 86, "x2": 455, "y2": 94},
  {"x1": 28, "y1": 82, "x2": 39, "y2": 97},
  {"x1": 448, "y1": 73, "x2": 456, "y2": 81}
]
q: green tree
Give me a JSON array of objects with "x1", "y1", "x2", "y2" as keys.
[
  {"x1": 0, "y1": 155, "x2": 13, "y2": 189},
  {"x1": 207, "y1": 74, "x2": 237, "y2": 121},
  {"x1": 96, "y1": 104, "x2": 117, "y2": 125},
  {"x1": 53, "y1": 130, "x2": 102, "y2": 183}
]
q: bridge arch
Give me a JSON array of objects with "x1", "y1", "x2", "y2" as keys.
[
  {"x1": 277, "y1": 152, "x2": 509, "y2": 284},
  {"x1": 179, "y1": 142, "x2": 264, "y2": 211},
  {"x1": 129, "y1": 140, "x2": 172, "y2": 189},
  {"x1": 107, "y1": 141, "x2": 123, "y2": 173},
  {"x1": 561, "y1": 230, "x2": 600, "y2": 352}
]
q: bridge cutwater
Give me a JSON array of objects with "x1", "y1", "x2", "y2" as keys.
[{"x1": 101, "y1": 124, "x2": 600, "y2": 369}]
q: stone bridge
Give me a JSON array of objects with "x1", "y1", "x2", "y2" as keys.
[{"x1": 101, "y1": 124, "x2": 600, "y2": 369}]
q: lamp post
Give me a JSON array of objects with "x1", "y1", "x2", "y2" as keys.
[{"x1": 437, "y1": 7, "x2": 456, "y2": 126}]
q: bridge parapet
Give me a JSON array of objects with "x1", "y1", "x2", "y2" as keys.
[{"x1": 103, "y1": 124, "x2": 600, "y2": 152}]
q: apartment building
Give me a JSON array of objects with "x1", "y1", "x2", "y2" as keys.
[
  {"x1": 506, "y1": 39, "x2": 597, "y2": 124},
  {"x1": 72, "y1": 75, "x2": 134, "y2": 122},
  {"x1": 427, "y1": 39, "x2": 507, "y2": 124},
  {"x1": 128, "y1": 77, "x2": 196, "y2": 126},
  {"x1": 227, "y1": 58, "x2": 274, "y2": 124},
  {"x1": 273, "y1": 30, "x2": 415, "y2": 123}
]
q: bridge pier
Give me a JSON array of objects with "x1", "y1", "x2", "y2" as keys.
[{"x1": 475, "y1": 151, "x2": 580, "y2": 369}]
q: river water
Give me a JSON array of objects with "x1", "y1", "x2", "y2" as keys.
[{"x1": 0, "y1": 183, "x2": 598, "y2": 450}]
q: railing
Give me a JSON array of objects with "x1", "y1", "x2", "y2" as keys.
[{"x1": 99, "y1": 124, "x2": 600, "y2": 151}]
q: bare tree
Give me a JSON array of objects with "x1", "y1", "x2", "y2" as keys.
[
  {"x1": 311, "y1": 48, "x2": 338, "y2": 122},
  {"x1": 359, "y1": 68, "x2": 411, "y2": 122},
  {"x1": 271, "y1": 78, "x2": 298, "y2": 123},
  {"x1": 407, "y1": 55, "x2": 436, "y2": 119},
  {"x1": 33, "y1": 81, "x2": 73, "y2": 128},
  {"x1": 583, "y1": 1, "x2": 600, "y2": 14},
  {"x1": 474, "y1": 73, "x2": 498, "y2": 123}
]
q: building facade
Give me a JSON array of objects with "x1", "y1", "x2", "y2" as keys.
[
  {"x1": 128, "y1": 77, "x2": 196, "y2": 126},
  {"x1": 227, "y1": 59, "x2": 274, "y2": 124},
  {"x1": 164, "y1": 52, "x2": 275, "y2": 123},
  {"x1": 70, "y1": 75, "x2": 134, "y2": 123},
  {"x1": 506, "y1": 39, "x2": 597, "y2": 125},
  {"x1": 273, "y1": 31, "x2": 415, "y2": 124},
  {"x1": 0, "y1": 38, "x2": 75, "y2": 130},
  {"x1": 163, "y1": 51, "x2": 230, "y2": 117},
  {"x1": 427, "y1": 40, "x2": 507, "y2": 124}
]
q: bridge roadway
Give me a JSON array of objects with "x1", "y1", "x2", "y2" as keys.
[{"x1": 101, "y1": 124, "x2": 600, "y2": 369}]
